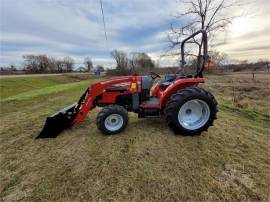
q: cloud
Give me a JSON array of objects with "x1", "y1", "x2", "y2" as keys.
[
  {"x1": 0, "y1": 0, "x2": 269, "y2": 68},
  {"x1": 0, "y1": 0, "x2": 178, "y2": 67}
]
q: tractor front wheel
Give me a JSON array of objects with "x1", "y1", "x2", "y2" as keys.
[
  {"x1": 165, "y1": 87, "x2": 218, "y2": 135},
  {"x1": 96, "y1": 105, "x2": 128, "y2": 135}
]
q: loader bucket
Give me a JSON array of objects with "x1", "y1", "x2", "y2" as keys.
[
  {"x1": 37, "y1": 88, "x2": 90, "y2": 139},
  {"x1": 37, "y1": 104, "x2": 77, "y2": 138}
]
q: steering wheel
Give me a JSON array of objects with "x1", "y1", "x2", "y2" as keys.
[{"x1": 149, "y1": 72, "x2": 161, "y2": 80}]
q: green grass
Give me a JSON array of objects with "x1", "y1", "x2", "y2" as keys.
[
  {"x1": 0, "y1": 73, "x2": 98, "y2": 99},
  {"x1": 0, "y1": 73, "x2": 269, "y2": 201},
  {"x1": 2, "y1": 80, "x2": 94, "y2": 102}
]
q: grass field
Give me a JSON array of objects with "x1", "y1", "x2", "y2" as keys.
[{"x1": 0, "y1": 73, "x2": 269, "y2": 201}]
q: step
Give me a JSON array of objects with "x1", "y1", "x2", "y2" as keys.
[{"x1": 142, "y1": 97, "x2": 160, "y2": 108}]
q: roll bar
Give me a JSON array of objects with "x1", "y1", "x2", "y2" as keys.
[{"x1": 180, "y1": 30, "x2": 208, "y2": 78}]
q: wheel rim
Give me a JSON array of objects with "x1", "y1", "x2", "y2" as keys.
[
  {"x1": 178, "y1": 99, "x2": 210, "y2": 130},
  {"x1": 105, "y1": 114, "x2": 124, "y2": 132}
]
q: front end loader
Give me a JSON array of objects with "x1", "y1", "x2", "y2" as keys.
[{"x1": 37, "y1": 30, "x2": 218, "y2": 138}]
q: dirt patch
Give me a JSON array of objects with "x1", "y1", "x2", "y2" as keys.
[{"x1": 219, "y1": 164, "x2": 261, "y2": 201}]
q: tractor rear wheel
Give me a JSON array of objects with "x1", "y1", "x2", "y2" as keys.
[
  {"x1": 164, "y1": 87, "x2": 218, "y2": 135},
  {"x1": 96, "y1": 105, "x2": 128, "y2": 135}
]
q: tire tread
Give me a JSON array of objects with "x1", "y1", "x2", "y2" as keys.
[
  {"x1": 96, "y1": 105, "x2": 128, "y2": 134},
  {"x1": 164, "y1": 87, "x2": 218, "y2": 135}
]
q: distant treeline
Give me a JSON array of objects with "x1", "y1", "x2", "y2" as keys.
[
  {"x1": 22, "y1": 55, "x2": 75, "y2": 73},
  {"x1": 0, "y1": 55, "x2": 103, "y2": 74},
  {"x1": 0, "y1": 50, "x2": 269, "y2": 75},
  {"x1": 219, "y1": 60, "x2": 269, "y2": 72},
  {"x1": 0, "y1": 50, "x2": 157, "y2": 75}
]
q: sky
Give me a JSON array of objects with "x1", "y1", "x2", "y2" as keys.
[{"x1": 0, "y1": 0, "x2": 269, "y2": 68}]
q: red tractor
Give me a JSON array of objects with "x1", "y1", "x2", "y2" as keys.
[{"x1": 38, "y1": 30, "x2": 218, "y2": 138}]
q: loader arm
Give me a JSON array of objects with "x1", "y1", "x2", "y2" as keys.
[
  {"x1": 38, "y1": 76, "x2": 140, "y2": 138},
  {"x1": 73, "y1": 76, "x2": 140, "y2": 124}
]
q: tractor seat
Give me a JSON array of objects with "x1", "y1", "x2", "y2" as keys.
[
  {"x1": 157, "y1": 74, "x2": 176, "y2": 89},
  {"x1": 159, "y1": 81, "x2": 173, "y2": 88}
]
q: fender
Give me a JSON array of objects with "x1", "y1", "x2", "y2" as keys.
[{"x1": 159, "y1": 78, "x2": 205, "y2": 107}]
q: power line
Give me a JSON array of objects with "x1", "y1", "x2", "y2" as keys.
[{"x1": 99, "y1": 0, "x2": 108, "y2": 42}]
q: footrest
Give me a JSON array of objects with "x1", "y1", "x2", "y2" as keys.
[{"x1": 142, "y1": 97, "x2": 160, "y2": 108}]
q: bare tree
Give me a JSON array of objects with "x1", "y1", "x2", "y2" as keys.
[
  {"x1": 23, "y1": 54, "x2": 53, "y2": 73},
  {"x1": 168, "y1": 0, "x2": 244, "y2": 67},
  {"x1": 111, "y1": 50, "x2": 128, "y2": 73},
  {"x1": 209, "y1": 50, "x2": 228, "y2": 68},
  {"x1": 23, "y1": 55, "x2": 38, "y2": 73},
  {"x1": 137, "y1": 53, "x2": 155, "y2": 70},
  {"x1": 62, "y1": 56, "x2": 74, "y2": 72},
  {"x1": 129, "y1": 52, "x2": 140, "y2": 71},
  {"x1": 55, "y1": 59, "x2": 64, "y2": 73},
  {"x1": 84, "y1": 57, "x2": 93, "y2": 72},
  {"x1": 10, "y1": 65, "x2": 17, "y2": 71},
  {"x1": 129, "y1": 52, "x2": 155, "y2": 73},
  {"x1": 47, "y1": 57, "x2": 58, "y2": 72},
  {"x1": 130, "y1": 52, "x2": 155, "y2": 74}
]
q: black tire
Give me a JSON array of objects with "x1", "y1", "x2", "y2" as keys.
[
  {"x1": 164, "y1": 87, "x2": 218, "y2": 135},
  {"x1": 96, "y1": 105, "x2": 128, "y2": 135}
]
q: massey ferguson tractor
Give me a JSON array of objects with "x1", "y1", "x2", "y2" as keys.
[{"x1": 38, "y1": 30, "x2": 218, "y2": 138}]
